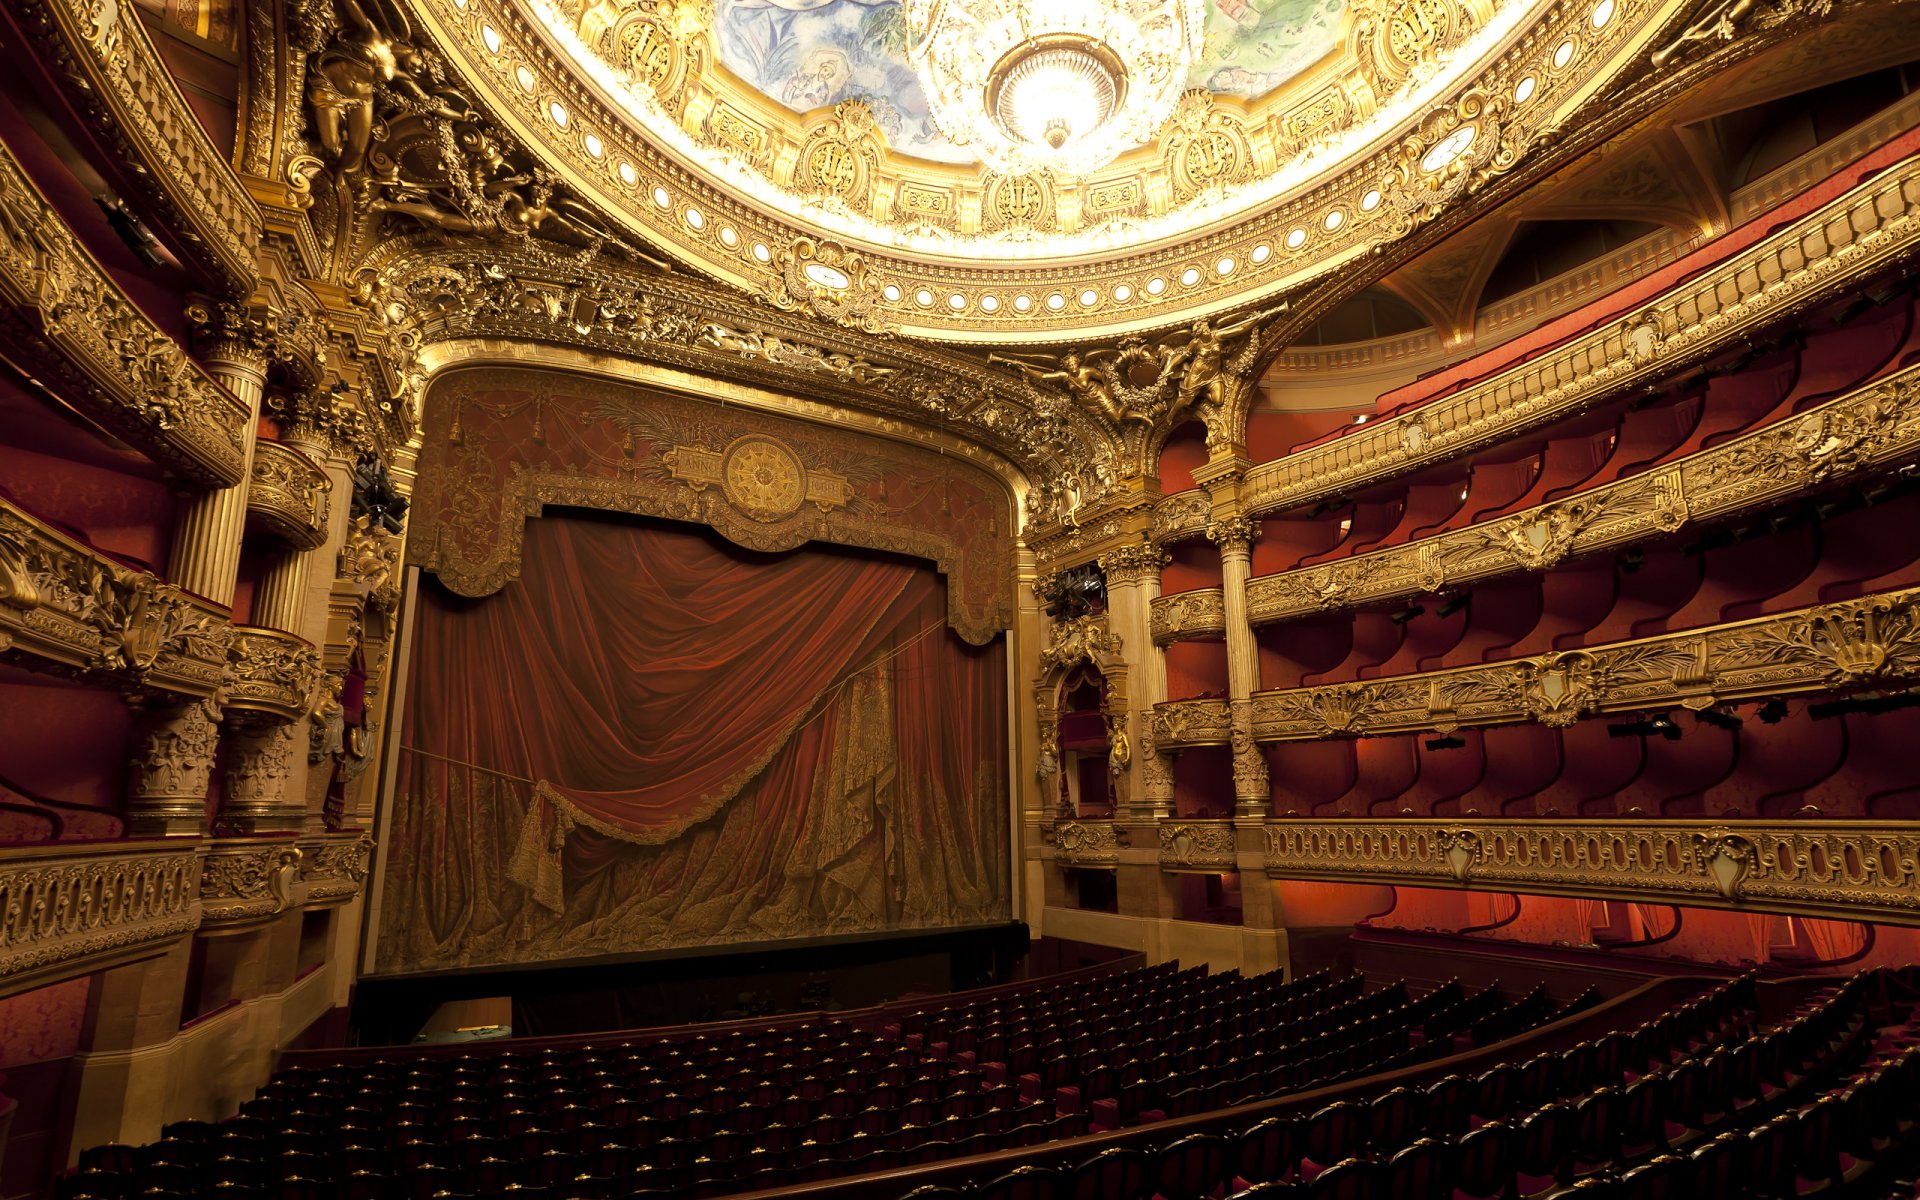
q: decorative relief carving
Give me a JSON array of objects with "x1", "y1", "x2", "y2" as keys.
[
  {"x1": 697, "y1": 323, "x2": 897, "y2": 385},
  {"x1": 1152, "y1": 698, "x2": 1234, "y2": 747},
  {"x1": 199, "y1": 842, "x2": 303, "y2": 925},
  {"x1": 1097, "y1": 544, "x2": 1169, "y2": 588},
  {"x1": 1152, "y1": 491, "x2": 1214, "y2": 545},
  {"x1": 1244, "y1": 370, "x2": 1920, "y2": 625},
  {"x1": 1238, "y1": 152, "x2": 1920, "y2": 524},
  {"x1": 410, "y1": 371, "x2": 1016, "y2": 643},
  {"x1": 1159, "y1": 821, "x2": 1238, "y2": 870},
  {"x1": 1052, "y1": 820, "x2": 1121, "y2": 865},
  {"x1": 0, "y1": 843, "x2": 201, "y2": 993},
  {"x1": 766, "y1": 238, "x2": 889, "y2": 333},
  {"x1": 300, "y1": 833, "x2": 375, "y2": 905},
  {"x1": 1261, "y1": 818, "x2": 1920, "y2": 924},
  {"x1": 1230, "y1": 698, "x2": 1269, "y2": 803},
  {"x1": 1039, "y1": 616, "x2": 1123, "y2": 675},
  {"x1": 1235, "y1": 587, "x2": 1920, "y2": 743},
  {"x1": 14, "y1": 0, "x2": 261, "y2": 290},
  {"x1": 1206, "y1": 516, "x2": 1260, "y2": 555},
  {"x1": 0, "y1": 499, "x2": 229, "y2": 698},
  {"x1": 1150, "y1": 589, "x2": 1228, "y2": 644},
  {"x1": 247, "y1": 441, "x2": 334, "y2": 549},
  {"x1": 226, "y1": 627, "x2": 324, "y2": 724},
  {"x1": 0, "y1": 141, "x2": 250, "y2": 486}
]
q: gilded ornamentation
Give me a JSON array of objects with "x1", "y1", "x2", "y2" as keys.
[
  {"x1": 226, "y1": 627, "x2": 325, "y2": 724},
  {"x1": 12, "y1": 0, "x2": 260, "y2": 290},
  {"x1": 1096, "y1": 544, "x2": 1168, "y2": 587},
  {"x1": 767, "y1": 238, "x2": 889, "y2": 333},
  {"x1": 248, "y1": 441, "x2": 334, "y2": 550},
  {"x1": 1243, "y1": 366, "x2": 1920, "y2": 627},
  {"x1": 1230, "y1": 698, "x2": 1269, "y2": 804},
  {"x1": 1225, "y1": 588, "x2": 1920, "y2": 744},
  {"x1": 1052, "y1": 820, "x2": 1121, "y2": 865},
  {"x1": 1238, "y1": 151, "x2": 1920, "y2": 523},
  {"x1": 0, "y1": 140, "x2": 250, "y2": 486},
  {"x1": 1039, "y1": 616, "x2": 1123, "y2": 674},
  {"x1": 1260, "y1": 818, "x2": 1920, "y2": 924},
  {"x1": 697, "y1": 322, "x2": 897, "y2": 385},
  {"x1": 1159, "y1": 821, "x2": 1238, "y2": 870},
  {"x1": 0, "y1": 499, "x2": 229, "y2": 698},
  {"x1": 1652, "y1": 0, "x2": 1839, "y2": 69},
  {"x1": 1150, "y1": 589, "x2": 1227, "y2": 644},
  {"x1": 1138, "y1": 720, "x2": 1175, "y2": 806},
  {"x1": 1206, "y1": 517, "x2": 1259, "y2": 555},
  {"x1": 219, "y1": 726, "x2": 302, "y2": 834},
  {"x1": 717, "y1": 437, "x2": 810, "y2": 521},
  {"x1": 337, "y1": 516, "x2": 404, "y2": 613},
  {"x1": 1151, "y1": 491, "x2": 1213, "y2": 544},
  {"x1": 0, "y1": 844, "x2": 202, "y2": 994},
  {"x1": 300, "y1": 833, "x2": 376, "y2": 905},
  {"x1": 1152, "y1": 698, "x2": 1232, "y2": 746},
  {"x1": 200, "y1": 843, "x2": 304, "y2": 925}
]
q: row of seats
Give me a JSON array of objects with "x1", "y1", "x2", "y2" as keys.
[
  {"x1": 54, "y1": 968, "x2": 1579, "y2": 1200},
  {"x1": 878, "y1": 970, "x2": 1916, "y2": 1200}
]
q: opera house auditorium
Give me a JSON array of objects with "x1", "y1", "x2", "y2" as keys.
[{"x1": 6, "y1": 0, "x2": 1920, "y2": 1195}]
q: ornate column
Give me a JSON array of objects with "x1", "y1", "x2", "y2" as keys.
[
  {"x1": 125, "y1": 306, "x2": 273, "y2": 836},
  {"x1": 167, "y1": 303, "x2": 271, "y2": 605},
  {"x1": 1206, "y1": 514, "x2": 1268, "y2": 820},
  {"x1": 124, "y1": 700, "x2": 224, "y2": 837},
  {"x1": 1097, "y1": 543, "x2": 1171, "y2": 820}
]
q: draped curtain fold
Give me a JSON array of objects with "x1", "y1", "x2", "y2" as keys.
[{"x1": 382, "y1": 512, "x2": 1009, "y2": 971}]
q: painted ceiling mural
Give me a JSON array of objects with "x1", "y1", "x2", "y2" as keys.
[{"x1": 712, "y1": 0, "x2": 1349, "y2": 163}]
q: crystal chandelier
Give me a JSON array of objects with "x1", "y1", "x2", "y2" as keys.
[{"x1": 906, "y1": 0, "x2": 1206, "y2": 177}]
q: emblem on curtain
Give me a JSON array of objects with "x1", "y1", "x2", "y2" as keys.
[{"x1": 661, "y1": 435, "x2": 853, "y2": 522}]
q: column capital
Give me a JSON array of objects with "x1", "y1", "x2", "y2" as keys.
[
  {"x1": 1205, "y1": 516, "x2": 1260, "y2": 555},
  {"x1": 266, "y1": 382, "x2": 371, "y2": 461},
  {"x1": 1097, "y1": 542, "x2": 1169, "y2": 587},
  {"x1": 185, "y1": 298, "x2": 326, "y2": 384},
  {"x1": 125, "y1": 699, "x2": 223, "y2": 836}
]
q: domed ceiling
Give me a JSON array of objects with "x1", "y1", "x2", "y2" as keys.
[
  {"x1": 418, "y1": 0, "x2": 1678, "y2": 340},
  {"x1": 706, "y1": 0, "x2": 1348, "y2": 164}
]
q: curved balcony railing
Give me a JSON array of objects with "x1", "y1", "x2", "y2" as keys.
[{"x1": 248, "y1": 441, "x2": 334, "y2": 549}]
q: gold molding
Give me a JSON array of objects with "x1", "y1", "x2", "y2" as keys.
[
  {"x1": 1262, "y1": 817, "x2": 1920, "y2": 925},
  {"x1": 1231, "y1": 145, "x2": 1920, "y2": 522},
  {"x1": 247, "y1": 441, "x2": 335, "y2": 550},
  {"x1": 199, "y1": 841, "x2": 303, "y2": 927},
  {"x1": 0, "y1": 139, "x2": 252, "y2": 488},
  {"x1": 225, "y1": 626, "x2": 323, "y2": 724},
  {"x1": 1160, "y1": 819, "x2": 1240, "y2": 871},
  {"x1": 1239, "y1": 365, "x2": 1920, "y2": 626},
  {"x1": 1151, "y1": 586, "x2": 1920, "y2": 745},
  {"x1": 0, "y1": 497, "x2": 231, "y2": 700},
  {"x1": 407, "y1": 0, "x2": 1729, "y2": 340},
  {"x1": 298, "y1": 833, "x2": 375, "y2": 908},
  {"x1": 11, "y1": 0, "x2": 261, "y2": 292},
  {"x1": 1151, "y1": 588, "x2": 1229, "y2": 644},
  {"x1": 1050, "y1": 819, "x2": 1124, "y2": 865},
  {"x1": 0, "y1": 841, "x2": 203, "y2": 1000}
]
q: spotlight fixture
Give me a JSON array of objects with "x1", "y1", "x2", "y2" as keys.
[
  {"x1": 1424, "y1": 735, "x2": 1465, "y2": 751},
  {"x1": 94, "y1": 194, "x2": 165, "y2": 267},
  {"x1": 1756, "y1": 699, "x2": 1789, "y2": 724},
  {"x1": 1608, "y1": 713, "x2": 1681, "y2": 741},
  {"x1": 1435, "y1": 592, "x2": 1471, "y2": 618},
  {"x1": 1809, "y1": 691, "x2": 1920, "y2": 720},
  {"x1": 1618, "y1": 548, "x2": 1644, "y2": 575},
  {"x1": 1388, "y1": 603, "x2": 1425, "y2": 626},
  {"x1": 1695, "y1": 708, "x2": 1743, "y2": 731}
]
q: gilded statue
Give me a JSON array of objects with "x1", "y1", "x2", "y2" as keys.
[
  {"x1": 1168, "y1": 301, "x2": 1289, "y2": 415},
  {"x1": 988, "y1": 350, "x2": 1121, "y2": 422}
]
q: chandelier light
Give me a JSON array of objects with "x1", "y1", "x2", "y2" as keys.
[{"x1": 906, "y1": 0, "x2": 1206, "y2": 177}]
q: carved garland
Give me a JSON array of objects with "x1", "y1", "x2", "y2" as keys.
[
  {"x1": 1151, "y1": 586, "x2": 1920, "y2": 745},
  {"x1": 1262, "y1": 818, "x2": 1920, "y2": 924}
]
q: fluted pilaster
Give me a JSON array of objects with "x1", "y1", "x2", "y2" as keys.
[
  {"x1": 1206, "y1": 514, "x2": 1268, "y2": 818},
  {"x1": 1098, "y1": 543, "x2": 1171, "y2": 820},
  {"x1": 166, "y1": 343, "x2": 265, "y2": 605}
]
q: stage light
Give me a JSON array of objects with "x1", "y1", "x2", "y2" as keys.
[
  {"x1": 1756, "y1": 699, "x2": 1788, "y2": 724},
  {"x1": 1436, "y1": 592, "x2": 1470, "y2": 618},
  {"x1": 1424, "y1": 735, "x2": 1465, "y2": 750},
  {"x1": 1389, "y1": 603, "x2": 1425, "y2": 626},
  {"x1": 1695, "y1": 708, "x2": 1743, "y2": 731}
]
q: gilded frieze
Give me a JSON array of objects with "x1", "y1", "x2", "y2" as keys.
[
  {"x1": 410, "y1": 369, "x2": 1017, "y2": 643},
  {"x1": 0, "y1": 141, "x2": 252, "y2": 487},
  {"x1": 225, "y1": 627, "x2": 325, "y2": 724},
  {"x1": 199, "y1": 843, "x2": 303, "y2": 927},
  {"x1": 247, "y1": 442, "x2": 335, "y2": 550},
  {"x1": 1150, "y1": 589, "x2": 1229, "y2": 644},
  {"x1": 0, "y1": 842, "x2": 202, "y2": 1000},
  {"x1": 0, "y1": 499, "x2": 230, "y2": 700},
  {"x1": 404, "y1": 0, "x2": 1799, "y2": 339},
  {"x1": 1159, "y1": 820, "x2": 1240, "y2": 871},
  {"x1": 299, "y1": 834, "x2": 376, "y2": 907},
  {"x1": 1050, "y1": 820, "x2": 1123, "y2": 866},
  {"x1": 11, "y1": 0, "x2": 261, "y2": 291},
  {"x1": 1242, "y1": 366, "x2": 1920, "y2": 625},
  {"x1": 1231, "y1": 149, "x2": 1920, "y2": 522},
  {"x1": 1262, "y1": 817, "x2": 1920, "y2": 924},
  {"x1": 1148, "y1": 586, "x2": 1920, "y2": 745}
]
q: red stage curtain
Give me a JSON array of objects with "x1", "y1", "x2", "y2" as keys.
[{"x1": 382, "y1": 512, "x2": 1008, "y2": 971}]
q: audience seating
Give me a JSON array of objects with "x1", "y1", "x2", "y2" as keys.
[{"x1": 58, "y1": 965, "x2": 1920, "y2": 1200}]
